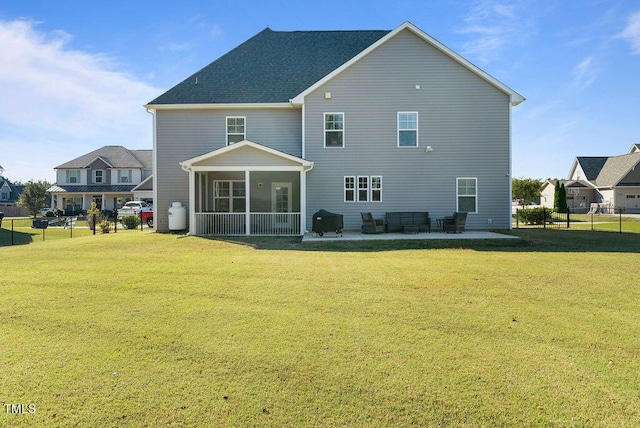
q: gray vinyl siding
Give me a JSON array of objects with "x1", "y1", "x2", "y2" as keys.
[
  {"x1": 154, "y1": 107, "x2": 301, "y2": 231},
  {"x1": 304, "y1": 28, "x2": 513, "y2": 230}
]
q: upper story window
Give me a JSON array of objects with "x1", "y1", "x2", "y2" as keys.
[
  {"x1": 324, "y1": 113, "x2": 344, "y2": 148},
  {"x1": 457, "y1": 177, "x2": 477, "y2": 214},
  {"x1": 398, "y1": 112, "x2": 418, "y2": 147},
  {"x1": 227, "y1": 116, "x2": 245, "y2": 145},
  {"x1": 66, "y1": 170, "x2": 80, "y2": 184},
  {"x1": 93, "y1": 170, "x2": 105, "y2": 184},
  {"x1": 117, "y1": 170, "x2": 132, "y2": 184}
]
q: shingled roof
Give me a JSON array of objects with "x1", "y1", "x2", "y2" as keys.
[
  {"x1": 575, "y1": 157, "x2": 608, "y2": 181},
  {"x1": 55, "y1": 146, "x2": 152, "y2": 170},
  {"x1": 147, "y1": 28, "x2": 390, "y2": 105},
  {"x1": 595, "y1": 152, "x2": 640, "y2": 187}
]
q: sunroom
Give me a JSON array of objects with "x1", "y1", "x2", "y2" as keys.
[{"x1": 180, "y1": 140, "x2": 314, "y2": 236}]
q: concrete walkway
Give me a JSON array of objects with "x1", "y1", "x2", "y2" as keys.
[{"x1": 302, "y1": 230, "x2": 518, "y2": 242}]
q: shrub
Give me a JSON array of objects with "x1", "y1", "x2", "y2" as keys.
[
  {"x1": 86, "y1": 202, "x2": 102, "y2": 231},
  {"x1": 98, "y1": 220, "x2": 111, "y2": 234},
  {"x1": 122, "y1": 215, "x2": 141, "y2": 230},
  {"x1": 516, "y1": 207, "x2": 549, "y2": 225},
  {"x1": 45, "y1": 210, "x2": 55, "y2": 217}
]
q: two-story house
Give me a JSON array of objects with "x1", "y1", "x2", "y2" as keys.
[
  {"x1": 146, "y1": 22, "x2": 524, "y2": 235},
  {"x1": 0, "y1": 171, "x2": 25, "y2": 216},
  {"x1": 47, "y1": 145, "x2": 152, "y2": 214},
  {"x1": 540, "y1": 144, "x2": 640, "y2": 214}
]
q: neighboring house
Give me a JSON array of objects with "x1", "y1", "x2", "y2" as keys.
[
  {"x1": 47, "y1": 146, "x2": 152, "y2": 214},
  {"x1": 540, "y1": 145, "x2": 640, "y2": 213},
  {"x1": 145, "y1": 22, "x2": 524, "y2": 235},
  {"x1": 0, "y1": 175, "x2": 26, "y2": 216}
]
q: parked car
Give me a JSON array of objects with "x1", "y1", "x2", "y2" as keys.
[
  {"x1": 39, "y1": 207, "x2": 52, "y2": 216},
  {"x1": 117, "y1": 201, "x2": 153, "y2": 227}
]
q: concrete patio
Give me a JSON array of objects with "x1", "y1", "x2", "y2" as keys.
[{"x1": 302, "y1": 230, "x2": 518, "y2": 242}]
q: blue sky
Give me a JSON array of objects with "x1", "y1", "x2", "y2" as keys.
[{"x1": 1, "y1": 0, "x2": 639, "y2": 183}]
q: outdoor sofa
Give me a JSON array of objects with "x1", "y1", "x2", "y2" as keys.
[{"x1": 385, "y1": 212, "x2": 431, "y2": 233}]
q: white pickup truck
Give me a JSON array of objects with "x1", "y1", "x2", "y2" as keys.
[{"x1": 117, "y1": 201, "x2": 154, "y2": 227}]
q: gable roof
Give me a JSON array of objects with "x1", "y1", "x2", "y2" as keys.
[
  {"x1": 292, "y1": 22, "x2": 524, "y2": 106},
  {"x1": 55, "y1": 146, "x2": 152, "y2": 170},
  {"x1": 574, "y1": 157, "x2": 609, "y2": 181},
  {"x1": 147, "y1": 28, "x2": 390, "y2": 105},
  {"x1": 148, "y1": 22, "x2": 524, "y2": 108},
  {"x1": 595, "y1": 152, "x2": 640, "y2": 187},
  {"x1": 180, "y1": 140, "x2": 313, "y2": 171}
]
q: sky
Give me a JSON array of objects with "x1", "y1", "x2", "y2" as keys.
[{"x1": 0, "y1": 0, "x2": 639, "y2": 183}]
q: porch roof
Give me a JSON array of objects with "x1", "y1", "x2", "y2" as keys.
[{"x1": 180, "y1": 140, "x2": 314, "y2": 172}]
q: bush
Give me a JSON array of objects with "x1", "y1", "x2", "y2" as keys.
[
  {"x1": 98, "y1": 220, "x2": 111, "y2": 234},
  {"x1": 45, "y1": 210, "x2": 55, "y2": 217},
  {"x1": 86, "y1": 203, "x2": 102, "y2": 231},
  {"x1": 121, "y1": 215, "x2": 141, "y2": 230},
  {"x1": 516, "y1": 207, "x2": 550, "y2": 225}
]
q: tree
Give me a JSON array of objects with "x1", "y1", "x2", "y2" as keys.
[
  {"x1": 553, "y1": 180, "x2": 560, "y2": 211},
  {"x1": 512, "y1": 178, "x2": 542, "y2": 206},
  {"x1": 17, "y1": 181, "x2": 50, "y2": 217},
  {"x1": 557, "y1": 183, "x2": 568, "y2": 213}
]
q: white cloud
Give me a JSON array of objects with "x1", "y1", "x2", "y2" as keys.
[
  {"x1": 619, "y1": 10, "x2": 640, "y2": 54},
  {"x1": 455, "y1": 0, "x2": 520, "y2": 64},
  {"x1": 0, "y1": 19, "x2": 160, "y2": 181},
  {"x1": 573, "y1": 56, "x2": 599, "y2": 90}
]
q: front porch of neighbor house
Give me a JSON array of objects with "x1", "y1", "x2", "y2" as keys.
[{"x1": 180, "y1": 140, "x2": 314, "y2": 236}]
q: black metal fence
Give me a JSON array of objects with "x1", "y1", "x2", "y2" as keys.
[
  {"x1": 514, "y1": 207, "x2": 637, "y2": 233},
  {"x1": 513, "y1": 207, "x2": 570, "y2": 229}
]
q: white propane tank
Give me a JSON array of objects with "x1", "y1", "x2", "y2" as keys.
[{"x1": 168, "y1": 202, "x2": 187, "y2": 230}]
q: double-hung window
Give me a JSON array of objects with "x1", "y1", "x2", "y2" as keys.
[
  {"x1": 344, "y1": 176, "x2": 382, "y2": 202},
  {"x1": 226, "y1": 116, "x2": 245, "y2": 145},
  {"x1": 324, "y1": 113, "x2": 344, "y2": 147},
  {"x1": 398, "y1": 112, "x2": 418, "y2": 147},
  {"x1": 457, "y1": 177, "x2": 477, "y2": 213},
  {"x1": 117, "y1": 170, "x2": 132, "y2": 184},
  {"x1": 344, "y1": 176, "x2": 355, "y2": 202},
  {"x1": 93, "y1": 170, "x2": 104, "y2": 184},
  {"x1": 66, "y1": 170, "x2": 80, "y2": 184}
]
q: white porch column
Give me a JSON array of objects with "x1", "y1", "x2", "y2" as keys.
[
  {"x1": 82, "y1": 194, "x2": 86, "y2": 211},
  {"x1": 245, "y1": 170, "x2": 251, "y2": 235},
  {"x1": 189, "y1": 169, "x2": 196, "y2": 235},
  {"x1": 102, "y1": 193, "x2": 106, "y2": 210},
  {"x1": 300, "y1": 168, "x2": 306, "y2": 234}
]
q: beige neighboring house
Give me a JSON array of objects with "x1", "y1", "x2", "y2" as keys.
[
  {"x1": 47, "y1": 146, "x2": 152, "y2": 214},
  {"x1": 541, "y1": 144, "x2": 640, "y2": 214}
]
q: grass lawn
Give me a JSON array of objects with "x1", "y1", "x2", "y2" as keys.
[{"x1": 1, "y1": 228, "x2": 639, "y2": 426}]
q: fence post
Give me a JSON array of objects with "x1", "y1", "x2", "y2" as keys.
[
  {"x1": 11, "y1": 219, "x2": 14, "y2": 246},
  {"x1": 619, "y1": 208, "x2": 622, "y2": 234},
  {"x1": 567, "y1": 209, "x2": 570, "y2": 229},
  {"x1": 515, "y1": 208, "x2": 519, "y2": 229},
  {"x1": 591, "y1": 212, "x2": 594, "y2": 231},
  {"x1": 543, "y1": 207, "x2": 546, "y2": 229},
  {"x1": 93, "y1": 213, "x2": 96, "y2": 235}
]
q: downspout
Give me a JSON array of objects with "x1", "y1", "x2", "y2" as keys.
[{"x1": 146, "y1": 107, "x2": 158, "y2": 231}]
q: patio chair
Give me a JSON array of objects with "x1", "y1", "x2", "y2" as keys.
[
  {"x1": 443, "y1": 212, "x2": 467, "y2": 233},
  {"x1": 361, "y1": 212, "x2": 385, "y2": 234}
]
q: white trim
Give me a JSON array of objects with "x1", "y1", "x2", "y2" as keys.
[
  {"x1": 456, "y1": 177, "x2": 478, "y2": 214},
  {"x1": 226, "y1": 116, "x2": 246, "y2": 145},
  {"x1": 83, "y1": 155, "x2": 114, "y2": 168},
  {"x1": 371, "y1": 175, "x2": 382, "y2": 202},
  {"x1": 397, "y1": 111, "x2": 418, "y2": 148},
  {"x1": 324, "y1": 112, "x2": 345, "y2": 148},
  {"x1": 357, "y1": 176, "x2": 369, "y2": 202},
  {"x1": 180, "y1": 140, "x2": 313, "y2": 171},
  {"x1": 291, "y1": 21, "x2": 524, "y2": 106},
  {"x1": 344, "y1": 176, "x2": 355, "y2": 202}
]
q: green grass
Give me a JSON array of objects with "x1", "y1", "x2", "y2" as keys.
[{"x1": 1, "y1": 229, "x2": 639, "y2": 426}]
